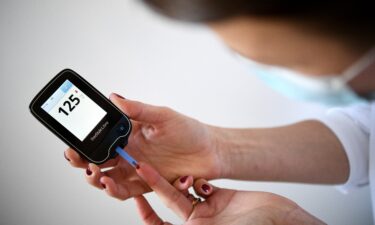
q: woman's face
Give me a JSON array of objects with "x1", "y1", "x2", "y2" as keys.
[{"x1": 209, "y1": 16, "x2": 375, "y2": 95}]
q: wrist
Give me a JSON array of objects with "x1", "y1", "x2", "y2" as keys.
[
  {"x1": 207, "y1": 125, "x2": 229, "y2": 179},
  {"x1": 207, "y1": 126, "x2": 256, "y2": 180}
]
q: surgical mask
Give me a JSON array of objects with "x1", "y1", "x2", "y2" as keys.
[{"x1": 237, "y1": 48, "x2": 375, "y2": 106}]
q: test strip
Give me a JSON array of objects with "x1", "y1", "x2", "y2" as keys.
[{"x1": 115, "y1": 146, "x2": 138, "y2": 168}]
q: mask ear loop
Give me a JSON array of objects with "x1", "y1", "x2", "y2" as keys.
[{"x1": 341, "y1": 47, "x2": 375, "y2": 84}]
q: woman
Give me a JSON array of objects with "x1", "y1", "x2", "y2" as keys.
[{"x1": 64, "y1": 0, "x2": 375, "y2": 224}]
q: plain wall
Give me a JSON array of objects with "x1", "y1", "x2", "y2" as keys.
[{"x1": 0, "y1": 0, "x2": 372, "y2": 224}]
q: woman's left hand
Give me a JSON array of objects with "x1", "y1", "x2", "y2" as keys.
[{"x1": 134, "y1": 162, "x2": 326, "y2": 225}]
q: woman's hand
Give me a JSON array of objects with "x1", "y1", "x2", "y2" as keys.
[
  {"x1": 64, "y1": 93, "x2": 223, "y2": 200},
  {"x1": 135, "y1": 162, "x2": 326, "y2": 225}
]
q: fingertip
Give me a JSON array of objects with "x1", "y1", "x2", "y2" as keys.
[
  {"x1": 63, "y1": 151, "x2": 70, "y2": 161},
  {"x1": 183, "y1": 176, "x2": 194, "y2": 187},
  {"x1": 193, "y1": 179, "x2": 215, "y2": 197},
  {"x1": 101, "y1": 176, "x2": 131, "y2": 201},
  {"x1": 85, "y1": 167, "x2": 92, "y2": 176},
  {"x1": 135, "y1": 162, "x2": 160, "y2": 187},
  {"x1": 87, "y1": 163, "x2": 99, "y2": 176},
  {"x1": 65, "y1": 149, "x2": 87, "y2": 168},
  {"x1": 134, "y1": 161, "x2": 145, "y2": 177},
  {"x1": 109, "y1": 93, "x2": 125, "y2": 100},
  {"x1": 109, "y1": 93, "x2": 133, "y2": 118},
  {"x1": 64, "y1": 149, "x2": 75, "y2": 160},
  {"x1": 88, "y1": 162, "x2": 99, "y2": 170},
  {"x1": 134, "y1": 161, "x2": 146, "y2": 175},
  {"x1": 135, "y1": 162, "x2": 140, "y2": 170},
  {"x1": 201, "y1": 184, "x2": 212, "y2": 195},
  {"x1": 100, "y1": 176, "x2": 114, "y2": 192},
  {"x1": 99, "y1": 176, "x2": 106, "y2": 189},
  {"x1": 174, "y1": 175, "x2": 193, "y2": 191}
]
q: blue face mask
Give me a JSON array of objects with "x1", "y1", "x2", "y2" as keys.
[{"x1": 237, "y1": 48, "x2": 375, "y2": 106}]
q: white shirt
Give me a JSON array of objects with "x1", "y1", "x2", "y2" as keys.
[{"x1": 318, "y1": 101, "x2": 374, "y2": 221}]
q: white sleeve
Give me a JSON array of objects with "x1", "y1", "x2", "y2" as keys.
[{"x1": 317, "y1": 103, "x2": 371, "y2": 193}]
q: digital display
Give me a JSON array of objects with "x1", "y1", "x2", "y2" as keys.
[{"x1": 41, "y1": 80, "x2": 107, "y2": 141}]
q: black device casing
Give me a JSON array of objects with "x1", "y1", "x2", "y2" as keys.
[{"x1": 29, "y1": 69, "x2": 132, "y2": 164}]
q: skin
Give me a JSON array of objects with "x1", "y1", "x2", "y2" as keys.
[
  {"x1": 65, "y1": 95, "x2": 343, "y2": 224},
  {"x1": 66, "y1": 94, "x2": 222, "y2": 199},
  {"x1": 209, "y1": 16, "x2": 375, "y2": 92},
  {"x1": 65, "y1": 95, "x2": 348, "y2": 200},
  {"x1": 134, "y1": 161, "x2": 326, "y2": 225},
  {"x1": 64, "y1": 17, "x2": 375, "y2": 224}
]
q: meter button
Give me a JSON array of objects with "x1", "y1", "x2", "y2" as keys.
[{"x1": 117, "y1": 124, "x2": 127, "y2": 134}]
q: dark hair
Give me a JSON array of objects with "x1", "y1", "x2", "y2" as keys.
[{"x1": 143, "y1": 0, "x2": 375, "y2": 42}]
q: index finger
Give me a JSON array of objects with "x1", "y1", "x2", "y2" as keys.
[{"x1": 135, "y1": 162, "x2": 193, "y2": 220}]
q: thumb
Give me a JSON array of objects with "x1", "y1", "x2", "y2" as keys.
[{"x1": 110, "y1": 93, "x2": 167, "y2": 123}]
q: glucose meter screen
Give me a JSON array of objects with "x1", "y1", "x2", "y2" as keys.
[{"x1": 41, "y1": 80, "x2": 107, "y2": 141}]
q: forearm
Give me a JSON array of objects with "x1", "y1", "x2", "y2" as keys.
[{"x1": 211, "y1": 120, "x2": 349, "y2": 184}]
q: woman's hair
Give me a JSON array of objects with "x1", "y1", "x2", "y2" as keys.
[{"x1": 142, "y1": 0, "x2": 375, "y2": 42}]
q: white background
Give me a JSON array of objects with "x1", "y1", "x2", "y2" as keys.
[{"x1": 0, "y1": 0, "x2": 372, "y2": 224}]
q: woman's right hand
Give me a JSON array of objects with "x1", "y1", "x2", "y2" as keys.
[{"x1": 64, "y1": 93, "x2": 223, "y2": 200}]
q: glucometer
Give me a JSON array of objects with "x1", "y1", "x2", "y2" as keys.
[{"x1": 29, "y1": 69, "x2": 137, "y2": 166}]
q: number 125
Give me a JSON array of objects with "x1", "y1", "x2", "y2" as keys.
[{"x1": 58, "y1": 94, "x2": 80, "y2": 116}]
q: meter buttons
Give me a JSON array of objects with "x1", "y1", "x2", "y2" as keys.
[{"x1": 117, "y1": 124, "x2": 127, "y2": 134}]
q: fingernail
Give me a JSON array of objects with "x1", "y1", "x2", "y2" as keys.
[
  {"x1": 180, "y1": 176, "x2": 188, "y2": 183},
  {"x1": 101, "y1": 182, "x2": 106, "y2": 189},
  {"x1": 132, "y1": 161, "x2": 140, "y2": 169},
  {"x1": 113, "y1": 93, "x2": 125, "y2": 99},
  {"x1": 201, "y1": 184, "x2": 211, "y2": 193},
  {"x1": 86, "y1": 168, "x2": 92, "y2": 176},
  {"x1": 64, "y1": 152, "x2": 70, "y2": 161}
]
